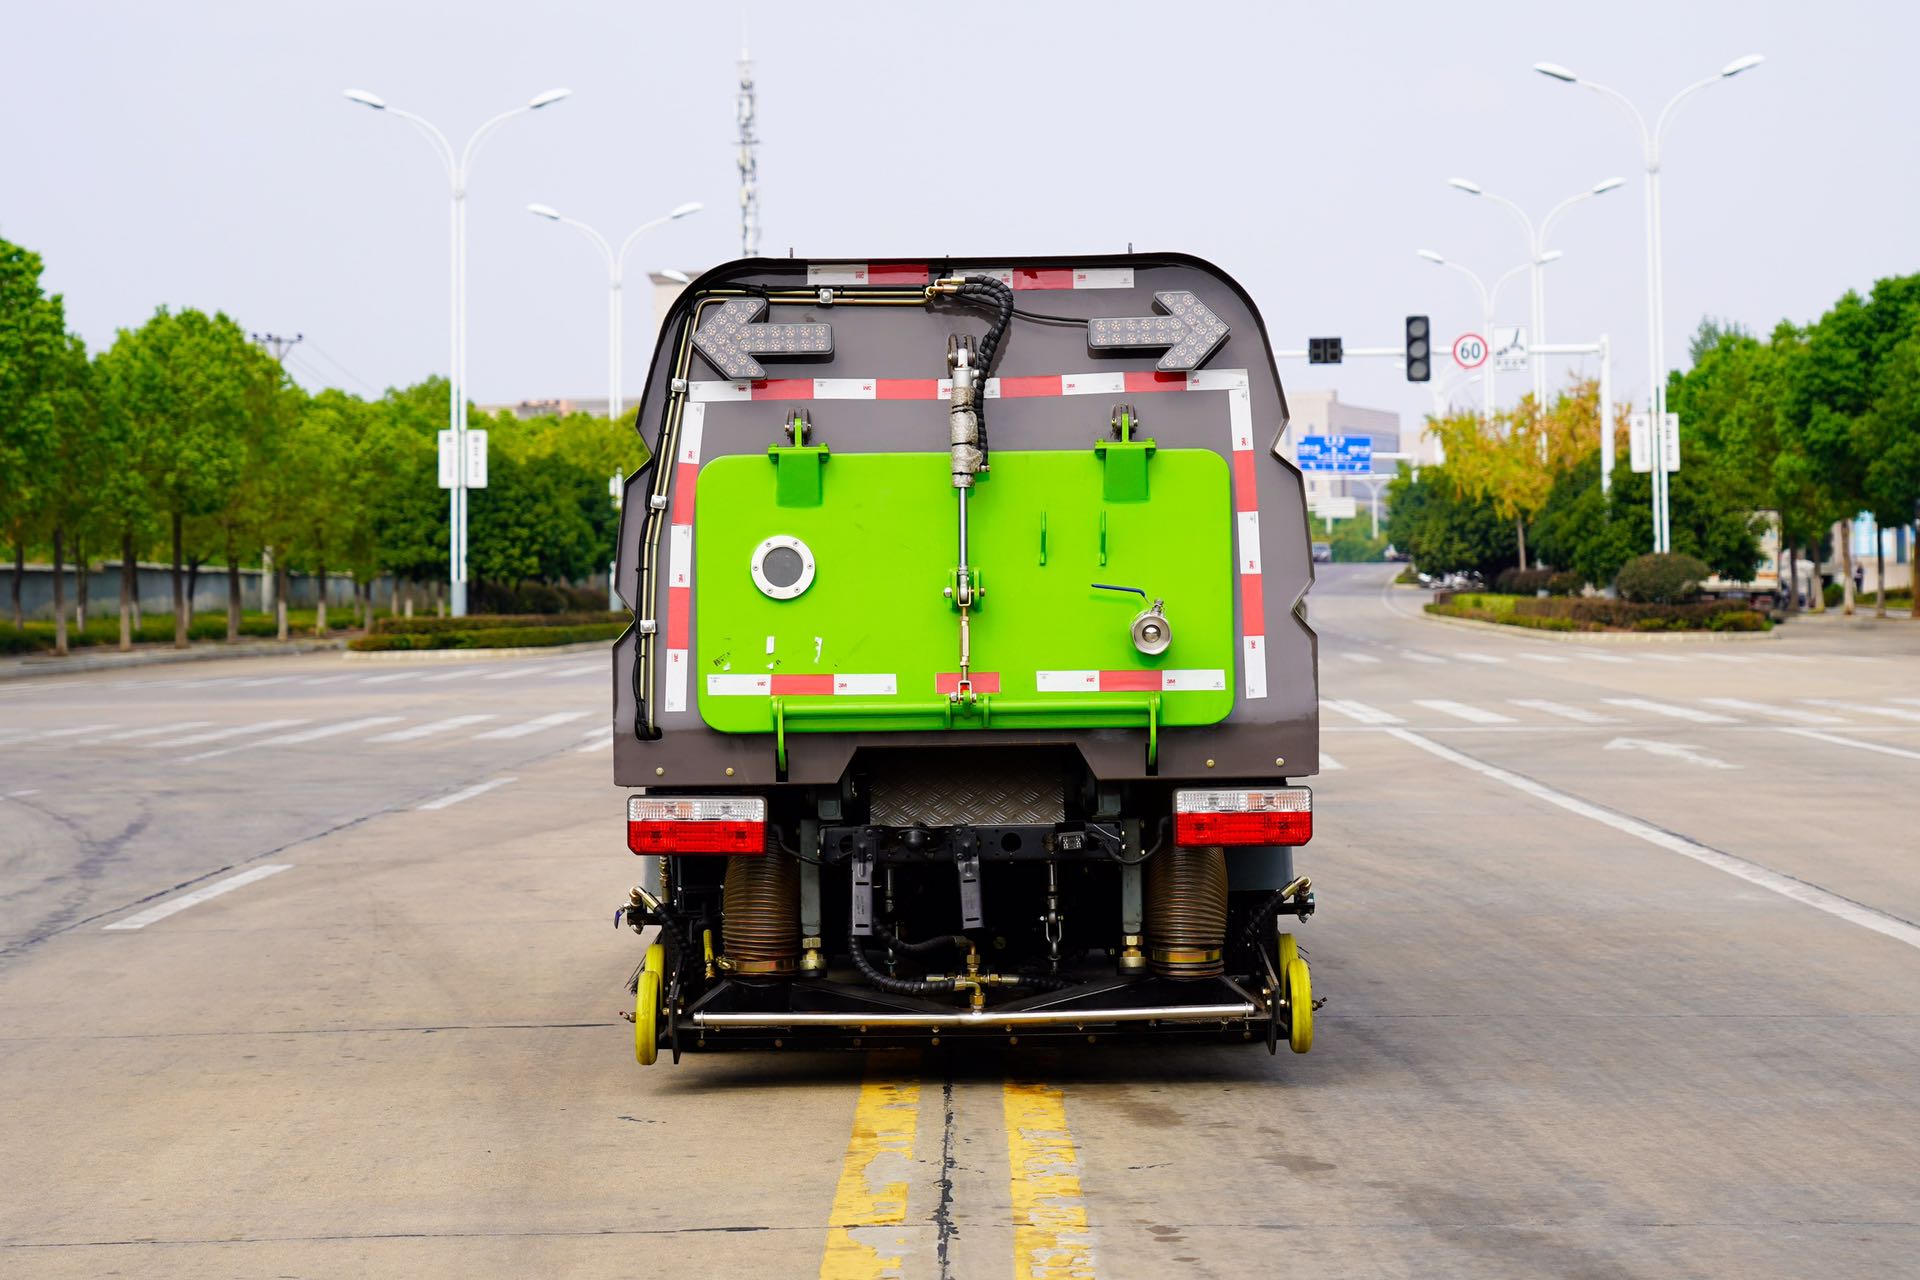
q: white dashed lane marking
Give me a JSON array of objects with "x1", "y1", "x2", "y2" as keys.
[
  {"x1": 1804, "y1": 700, "x2": 1920, "y2": 724},
  {"x1": 1321, "y1": 700, "x2": 1404, "y2": 725},
  {"x1": 102, "y1": 865, "x2": 293, "y2": 931},
  {"x1": 1508, "y1": 699, "x2": 1618, "y2": 725},
  {"x1": 1780, "y1": 728, "x2": 1920, "y2": 762},
  {"x1": 367, "y1": 715, "x2": 497, "y2": 743},
  {"x1": 1701, "y1": 698, "x2": 1842, "y2": 724},
  {"x1": 418, "y1": 776, "x2": 518, "y2": 811},
  {"x1": 147, "y1": 719, "x2": 310, "y2": 748},
  {"x1": 472, "y1": 710, "x2": 594, "y2": 740},
  {"x1": 1602, "y1": 698, "x2": 1737, "y2": 724},
  {"x1": 95, "y1": 721, "x2": 214, "y2": 742},
  {"x1": 1415, "y1": 699, "x2": 1516, "y2": 725},
  {"x1": 1390, "y1": 729, "x2": 1920, "y2": 952}
]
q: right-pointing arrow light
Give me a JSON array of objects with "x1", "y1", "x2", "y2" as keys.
[{"x1": 1087, "y1": 291, "x2": 1230, "y2": 372}]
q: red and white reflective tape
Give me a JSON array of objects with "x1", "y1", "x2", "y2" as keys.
[
  {"x1": 662, "y1": 402, "x2": 705, "y2": 714},
  {"x1": 1226, "y1": 384, "x2": 1267, "y2": 700},
  {"x1": 1035, "y1": 669, "x2": 1228, "y2": 693},
  {"x1": 936, "y1": 672, "x2": 1001, "y2": 695},
  {"x1": 667, "y1": 367, "x2": 1270, "y2": 706},
  {"x1": 805, "y1": 264, "x2": 1133, "y2": 291},
  {"x1": 708, "y1": 673, "x2": 898, "y2": 697},
  {"x1": 687, "y1": 367, "x2": 1250, "y2": 404}
]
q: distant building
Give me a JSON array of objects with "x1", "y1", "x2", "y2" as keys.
[{"x1": 1277, "y1": 390, "x2": 1402, "y2": 515}]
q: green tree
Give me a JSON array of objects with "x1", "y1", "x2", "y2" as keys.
[
  {"x1": 39, "y1": 334, "x2": 103, "y2": 654},
  {"x1": 98, "y1": 308, "x2": 264, "y2": 646},
  {"x1": 1860, "y1": 330, "x2": 1920, "y2": 618},
  {"x1": 1384, "y1": 464, "x2": 1513, "y2": 580},
  {"x1": 0, "y1": 238, "x2": 68, "y2": 628}
]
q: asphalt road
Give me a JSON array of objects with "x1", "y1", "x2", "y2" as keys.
[{"x1": 3, "y1": 567, "x2": 1917, "y2": 1278}]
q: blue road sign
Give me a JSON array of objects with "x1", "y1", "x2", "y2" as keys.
[{"x1": 1296, "y1": 434, "x2": 1373, "y2": 473}]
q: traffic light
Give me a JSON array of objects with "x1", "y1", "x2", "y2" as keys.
[
  {"x1": 1404, "y1": 315, "x2": 1431, "y2": 382},
  {"x1": 1308, "y1": 336, "x2": 1343, "y2": 365}
]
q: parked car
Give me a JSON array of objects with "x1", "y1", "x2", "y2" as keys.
[{"x1": 1311, "y1": 541, "x2": 1332, "y2": 563}]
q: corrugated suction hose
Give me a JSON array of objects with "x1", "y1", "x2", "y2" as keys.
[
  {"x1": 722, "y1": 850, "x2": 799, "y2": 976},
  {"x1": 1145, "y1": 845, "x2": 1228, "y2": 977}
]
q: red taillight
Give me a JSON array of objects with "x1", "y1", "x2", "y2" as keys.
[
  {"x1": 627, "y1": 796, "x2": 767, "y2": 855},
  {"x1": 1173, "y1": 787, "x2": 1312, "y2": 847}
]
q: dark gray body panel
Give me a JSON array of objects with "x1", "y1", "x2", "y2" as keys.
[{"x1": 612, "y1": 254, "x2": 1318, "y2": 788}]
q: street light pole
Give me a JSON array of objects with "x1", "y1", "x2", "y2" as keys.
[
  {"x1": 344, "y1": 87, "x2": 570, "y2": 615},
  {"x1": 526, "y1": 201, "x2": 703, "y2": 421},
  {"x1": 1416, "y1": 250, "x2": 1550, "y2": 425},
  {"x1": 1533, "y1": 55, "x2": 1764, "y2": 553},
  {"x1": 1446, "y1": 177, "x2": 1623, "y2": 403}
]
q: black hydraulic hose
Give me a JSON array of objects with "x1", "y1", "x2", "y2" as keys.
[
  {"x1": 849, "y1": 927, "x2": 1080, "y2": 995},
  {"x1": 1012, "y1": 971, "x2": 1080, "y2": 992},
  {"x1": 849, "y1": 927, "x2": 956, "y2": 996},
  {"x1": 947, "y1": 274, "x2": 1014, "y2": 462},
  {"x1": 1238, "y1": 886, "x2": 1304, "y2": 953},
  {"x1": 873, "y1": 923, "x2": 971, "y2": 954}
]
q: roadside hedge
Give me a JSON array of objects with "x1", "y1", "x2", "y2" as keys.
[
  {"x1": 1428, "y1": 593, "x2": 1770, "y2": 633},
  {"x1": 1491, "y1": 568, "x2": 1583, "y2": 596},
  {"x1": 1615, "y1": 552, "x2": 1711, "y2": 604},
  {"x1": 1, "y1": 610, "x2": 351, "y2": 655},
  {"x1": 368, "y1": 612, "x2": 624, "y2": 636},
  {"x1": 349, "y1": 622, "x2": 625, "y2": 651},
  {"x1": 1510, "y1": 597, "x2": 1758, "y2": 629},
  {"x1": 469, "y1": 581, "x2": 609, "y2": 615}
]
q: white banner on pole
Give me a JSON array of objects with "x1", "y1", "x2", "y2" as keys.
[
  {"x1": 1629, "y1": 413, "x2": 1651, "y2": 473},
  {"x1": 1313, "y1": 495, "x2": 1358, "y2": 520},
  {"x1": 466, "y1": 429, "x2": 489, "y2": 489},
  {"x1": 1660, "y1": 412, "x2": 1680, "y2": 473},
  {"x1": 437, "y1": 430, "x2": 458, "y2": 489},
  {"x1": 1493, "y1": 326, "x2": 1528, "y2": 372}
]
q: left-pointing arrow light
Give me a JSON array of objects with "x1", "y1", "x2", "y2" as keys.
[
  {"x1": 691, "y1": 299, "x2": 833, "y2": 380},
  {"x1": 1087, "y1": 291, "x2": 1230, "y2": 372}
]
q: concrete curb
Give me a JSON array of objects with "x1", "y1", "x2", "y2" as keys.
[
  {"x1": 1416, "y1": 608, "x2": 1778, "y2": 645},
  {"x1": 341, "y1": 640, "x2": 615, "y2": 663},
  {"x1": 0, "y1": 637, "x2": 349, "y2": 681}
]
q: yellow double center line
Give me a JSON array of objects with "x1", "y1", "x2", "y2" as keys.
[{"x1": 819, "y1": 1055, "x2": 1099, "y2": 1280}]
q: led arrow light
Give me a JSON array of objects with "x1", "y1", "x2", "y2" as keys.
[
  {"x1": 1087, "y1": 291, "x2": 1230, "y2": 372},
  {"x1": 691, "y1": 298, "x2": 833, "y2": 379}
]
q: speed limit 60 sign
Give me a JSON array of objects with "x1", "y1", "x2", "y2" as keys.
[{"x1": 1453, "y1": 333, "x2": 1488, "y2": 370}]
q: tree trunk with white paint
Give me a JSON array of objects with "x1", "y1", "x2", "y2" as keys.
[
  {"x1": 52, "y1": 527, "x2": 68, "y2": 656},
  {"x1": 75, "y1": 534, "x2": 88, "y2": 631},
  {"x1": 119, "y1": 533, "x2": 134, "y2": 651},
  {"x1": 226, "y1": 525, "x2": 242, "y2": 643},
  {"x1": 171, "y1": 511, "x2": 187, "y2": 648},
  {"x1": 1839, "y1": 521, "x2": 1855, "y2": 616}
]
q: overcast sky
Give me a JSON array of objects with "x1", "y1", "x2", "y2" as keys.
[{"x1": 6, "y1": 1, "x2": 1914, "y2": 425}]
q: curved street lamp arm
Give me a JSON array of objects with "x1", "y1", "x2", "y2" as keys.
[
  {"x1": 1441, "y1": 260, "x2": 1490, "y2": 314},
  {"x1": 1538, "y1": 188, "x2": 1599, "y2": 249},
  {"x1": 551, "y1": 217, "x2": 617, "y2": 278},
  {"x1": 1577, "y1": 79, "x2": 1654, "y2": 162},
  {"x1": 1491, "y1": 261, "x2": 1534, "y2": 308},
  {"x1": 616, "y1": 214, "x2": 678, "y2": 274},
  {"x1": 382, "y1": 107, "x2": 457, "y2": 185},
  {"x1": 1654, "y1": 73, "x2": 1733, "y2": 154},
  {"x1": 1480, "y1": 190, "x2": 1539, "y2": 256},
  {"x1": 458, "y1": 105, "x2": 532, "y2": 180}
]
